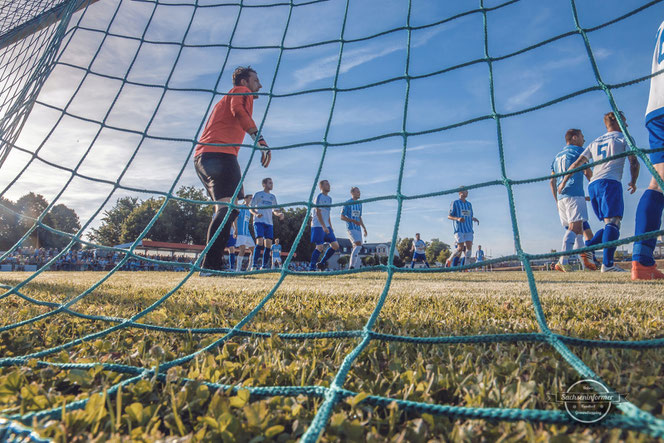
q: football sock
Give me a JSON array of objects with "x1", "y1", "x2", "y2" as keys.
[
  {"x1": 202, "y1": 208, "x2": 237, "y2": 270},
  {"x1": 351, "y1": 246, "x2": 361, "y2": 268},
  {"x1": 586, "y1": 228, "x2": 604, "y2": 246},
  {"x1": 310, "y1": 249, "x2": 321, "y2": 270},
  {"x1": 253, "y1": 245, "x2": 264, "y2": 269},
  {"x1": 320, "y1": 246, "x2": 336, "y2": 264},
  {"x1": 633, "y1": 189, "x2": 664, "y2": 266},
  {"x1": 263, "y1": 247, "x2": 271, "y2": 269},
  {"x1": 560, "y1": 229, "x2": 575, "y2": 265},
  {"x1": 229, "y1": 252, "x2": 236, "y2": 270},
  {"x1": 236, "y1": 255, "x2": 243, "y2": 272},
  {"x1": 452, "y1": 256, "x2": 460, "y2": 267},
  {"x1": 574, "y1": 233, "x2": 584, "y2": 262},
  {"x1": 602, "y1": 223, "x2": 620, "y2": 267}
]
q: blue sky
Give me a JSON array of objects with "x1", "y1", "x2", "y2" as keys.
[{"x1": 0, "y1": 0, "x2": 662, "y2": 258}]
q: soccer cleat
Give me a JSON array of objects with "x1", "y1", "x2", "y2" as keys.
[
  {"x1": 445, "y1": 259, "x2": 452, "y2": 268},
  {"x1": 601, "y1": 264, "x2": 627, "y2": 273},
  {"x1": 580, "y1": 253, "x2": 597, "y2": 271},
  {"x1": 316, "y1": 262, "x2": 327, "y2": 271},
  {"x1": 554, "y1": 263, "x2": 573, "y2": 272},
  {"x1": 631, "y1": 261, "x2": 664, "y2": 280}
]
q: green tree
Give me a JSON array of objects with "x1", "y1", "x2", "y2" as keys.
[
  {"x1": 397, "y1": 237, "x2": 413, "y2": 263},
  {"x1": 273, "y1": 207, "x2": 314, "y2": 262},
  {"x1": 174, "y1": 186, "x2": 213, "y2": 245},
  {"x1": 44, "y1": 204, "x2": 82, "y2": 249},
  {"x1": 425, "y1": 238, "x2": 449, "y2": 265},
  {"x1": 15, "y1": 192, "x2": 49, "y2": 248},
  {"x1": 437, "y1": 249, "x2": 451, "y2": 264},
  {"x1": 88, "y1": 197, "x2": 140, "y2": 246},
  {"x1": 363, "y1": 256, "x2": 375, "y2": 266},
  {"x1": 0, "y1": 197, "x2": 20, "y2": 250},
  {"x1": 337, "y1": 255, "x2": 349, "y2": 269}
]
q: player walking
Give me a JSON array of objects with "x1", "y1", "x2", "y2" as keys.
[
  {"x1": 447, "y1": 188, "x2": 480, "y2": 266},
  {"x1": 340, "y1": 186, "x2": 367, "y2": 269},
  {"x1": 410, "y1": 233, "x2": 430, "y2": 268},
  {"x1": 310, "y1": 180, "x2": 339, "y2": 270},
  {"x1": 559, "y1": 112, "x2": 639, "y2": 272}
]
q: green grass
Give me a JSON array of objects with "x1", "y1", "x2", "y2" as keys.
[{"x1": 0, "y1": 271, "x2": 662, "y2": 442}]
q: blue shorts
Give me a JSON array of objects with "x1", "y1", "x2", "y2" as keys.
[
  {"x1": 254, "y1": 222, "x2": 274, "y2": 239},
  {"x1": 646, "y1": 117, "x2": 664, "y2": 164},
  {"x1": 588, "y1": 179, "x2": 623, "y2": 220},
  {"x1": 413, "y1": 252, "x2": 426, "y2": 261},
  {"x1": 311, "y1": 226, "x2": 336, "y2": 245},
  {"x1": 226, "y1": 236, "x2": 236, "y2": 248}
]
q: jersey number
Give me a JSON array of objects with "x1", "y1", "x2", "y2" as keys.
[
  {"x1": 658, "y1": 27, "x2": 664, "y2": 64},
  {"x1": 597, "y1": 142, "x2": 608, "y2": 160}
]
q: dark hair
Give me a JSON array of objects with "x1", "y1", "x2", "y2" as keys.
[
  {"x1": 319, "y1": 179, "x2": 328, "y2": 186},
  {"x1": 565, "y1": 129, "x2": 582, "y2": 144},
  {"x1": 262, "y1": 177, "x2": 271, "y2": 185},
  {"x1": 232, "y1": 66, "x2": 256, "y2": 86}
]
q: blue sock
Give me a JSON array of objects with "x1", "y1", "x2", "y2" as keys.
[
  {"x1": 586, "y1": 228, "x2": 604, "y2": 246},
  {"x1": 410, "y1": 259, "x2": 415, "y2": 269},
  {"x1": 310, "y1": 249, "x2": 321, "y2": 270},
  {"x1": 424, "y1": 261, "x2": 430, "y2": 268},
  {"x1": 229, "y1": 252, "x2": 236, "y2": 270},
  {"x1": 602, "y1": 223, "x2": 620, "y2": 267},
  {"x1": 263, "y1": 247, "x2": 271, "y2": 269},
  {"x1": 633, "y1": 189, "x2": 664, "y2": 266},
  {"x1": 253, "y1": 246, "x2": 264, "y2": 269},
  {"x1": 320, "y1": 247, "x2": 336, "y2": 264},
  {"x1": 452, "y1": 256, "x2": 460, "y2": 267}
]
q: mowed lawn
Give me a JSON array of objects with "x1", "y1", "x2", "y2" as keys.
[{"x1": 0, "y1": 271, "x2": 662, "y2": 441}]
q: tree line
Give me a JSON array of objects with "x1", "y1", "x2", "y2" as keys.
[{"x1": 0, "y1": 192, "x2": 81, "y2": 250}]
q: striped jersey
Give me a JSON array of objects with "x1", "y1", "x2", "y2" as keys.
[
  {"x1": 237, "y1": 208, "x2": 252, "y2": 236},
  {"x1": 581, "y1": 132, "x2": 628, "y2": 183},
  {"x1": 647, "y1": 20, "x2": 664, "y2": 122},
  {"x1": 271, "y1": 244, "x2": 282, "y2": 259},
  {"x1": 341, "y1": 199, "x2": 362, "y2": 231},
  {"x1": 311, "y1": 193, "x2": 332, "y2": 228},
  {"x1": 414, "y1": 239, "x2": 426, "y2": 254},
  {"x1": 251, "y1": 191, "x2": 278, "y2": 225},
  {"x1": 476, "y1": 249, "x2": 485, "y2": 260},
  {"x1": 552, "y1": 144, "x2": 585, "y2": 197},
  {"x1": 449, "y1": 199, "x2": 474, "y2": 233}
]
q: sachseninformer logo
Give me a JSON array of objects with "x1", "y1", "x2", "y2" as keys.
[{"x1": 550, "y1": 379, "x2": 626, "y2": 423}]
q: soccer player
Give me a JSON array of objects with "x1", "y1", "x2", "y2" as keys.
[
  {"x1": 271, "y1": 238, "x2": 282, "y2": 268},
  {"x1": 559, "y1": 112, "x2": 639, "y2": 272},
  {"x1": 550, "y1": 129, "x2": 597, "y2": 272},
  {"x1": 226, "y1": 226, "x2": 237, "y2": 270},
  {"x1": 310, "y1": 180, "x2": 339, "y2": 271},
  {"x1": 447, "y1": 188, "x2": 480, "y2": 266},
  {"x1": 475, "y1": 245, "x2": 485, "y2": 270},
  {"x1": 194, "y1": 66, "x2": 271, "y2": 274},
  {"x1": 233, "y1": 194, "x2": 255, "y2": 272},
  {"x1": 410, "y1": 233, "x2": 429, "y2": 268},
  {"x1": 340, "y1": 186, "x2": 367, "y2": 269},
  {"x1": 250, "y1": 177, "x2": 284, "y2": 270},
  {"x1": 632, "y1": 20, "x2": 664, "y2": 280}
]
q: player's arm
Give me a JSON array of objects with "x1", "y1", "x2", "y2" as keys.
[
  {"x1": 359, "y1": 216, "x2": 368, "y2": 236},
  {"x1": 315, "y1": 208, "x2": 328, "y2": 233},
  {"x1": 472, "y1": 217, "x2": 479, "y2": 225},
  {"x1": 232, "y1": 218, "x2": 238, "y2": 238},
  {"x1": 272, "y1": 197, "x2": 284, "y2": 220},
  {"x1": 549, "y1": 171, "x2": 558, "y2": 203},
  {"x1": 627, "y1": 153, "x2": 640, "y2": 194},
  {"x1": 558, "y1": 155, "x2": 588, "y2": 194}
]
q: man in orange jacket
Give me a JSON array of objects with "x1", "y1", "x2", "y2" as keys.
[{"x1": 194, "y1": 66, "x2": 271, "y2": 273}]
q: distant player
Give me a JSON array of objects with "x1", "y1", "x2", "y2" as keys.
[
  {"x1": 550, "y1": 129, "x2": 596, "y2": 272},
  {"x1": 447, "y1": 188, "x2": 479, "y2": 266},
  {"x1": 310, "y1": 180, "x2": 339, "y2": 270},
  {"x1": 226, "y1": 226, "x2": 237, "y2": 270},
  {"x1": 233, "y1": 194, "x2": 255, "y2": 271},
  {"x1": 559, "y1": 112, "x2": 639, "y2": 272},
  {"x1": 271, "y1": 238, "x2": 282, "y2": 268},
  {"x1": 340, "y1": 186, "x2": 367, "y2": 269},
  {"x1": 250, "y1": 177, "x2": 284, "y2": 270},
  {"x1": 632, "y1": 19, "x2": 664, "y2": 280},
  {"x1": 475, "y1": 245, "x2": 485, "y2": 270},
  {"x1": 194, "y1": 66, "x2": 270, "y2": 274},
  {"x1": 410, "y1": 233, "x2": 429, "y2": 268}
]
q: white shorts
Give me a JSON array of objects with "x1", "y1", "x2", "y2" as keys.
[
  {"x1": 347, "y1": 229, "x2": 362, "y2": 243},
  {"x1": 454, "y1": 232, "x2": 474, "y2": 243},
  {"x1": 235, "y1": 234, "x2": 255, "y2": 248},
  {"x1": 557, "y1": 196, "x2": 588, "y2": 227}
]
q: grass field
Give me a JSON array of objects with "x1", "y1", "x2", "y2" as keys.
[{"x1": 0, "y1": 271, "x2": 662, "y2": 442}]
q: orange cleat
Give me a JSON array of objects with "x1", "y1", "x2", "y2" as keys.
[
  {"x1": 580, "y1": 254, "x2": 597, "y2": 271},
  {"x1": 631, "y1": 261, "x2": 664, "y2": 281}
]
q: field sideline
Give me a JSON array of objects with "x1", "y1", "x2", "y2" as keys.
[{"x1": 0, "y1": 271, "x2": 662, "y2": 441}]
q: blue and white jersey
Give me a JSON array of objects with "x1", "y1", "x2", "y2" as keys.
[
  {"x1": 251, "y1": 191, "x2": 278, "y2": 225},
  {"x1": 271, "y1": 244, "x2": 282, "y2": 259},
  {"x1": 449, "y1": 199, "x2": 474, "y2": 234},
  {"x1": 647, "y1": 20, "x2": 664, "y2": 122},
  {"x1": 552, "y1": 144, "x2": 585, "y2": 197},
  {"x1": 237, "y1": 208, "x2": 252, "y2": 236},
  {"x1": 476, "y1": 249, "x2": 485, "y2": 260},
  {"x1": 341, "y1": 199, "x2": 362, "y2": 231},
  {"x1": 311, "y1": 193, "x2": 332, "y2": 228},
  {"x1": 414, "y1": 239, "x2": 426, "y2": 254},
  {"x1": 581, "y1": 132, "x2": 628, "y2": 183}
]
